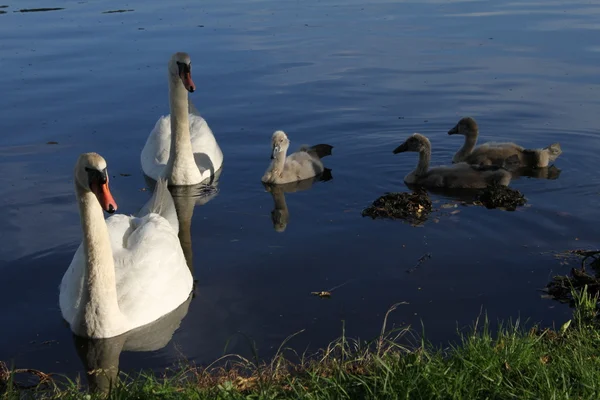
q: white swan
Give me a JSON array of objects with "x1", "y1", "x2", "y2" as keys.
[
  {"x1": 141, "y1": 52, "x2": 223, "y2": 186},
  {"x1": 60, "y1": 153, "x2": 193, "y2": 339}
]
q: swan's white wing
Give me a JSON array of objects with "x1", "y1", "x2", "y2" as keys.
[
  {"x1": 141, "y1": 116, "x2": 171, "y2": 180},
  {"x1": 189, "y1": 114, "x2": 223, "y2": 179},
  {"x1": 59, "y1": 243, "x2": 85, "y2": 324},
  {"x1": 141, "y1": 113, "x2": 223, "y2": 184},
  {"x1": 113, "y1": 214, "x2": 192, "y2": 329},
  {"x1": 136, "y1": 179, "x2": 179, "y2": 233}
]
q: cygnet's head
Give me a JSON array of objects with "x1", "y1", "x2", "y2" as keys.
[
  {"x1": 393, "y1": 133, "x2": 431, "y2": 154},
  {"x1": 270, "y1": 130, "x2": 290, "y2": 159},
  {"x1": 74, "y1": 152, "x2": 117, "y2": 214},
  {"x1": 448, "y1": 117, "x2": 478, "y2": 136},
  {"x1": 168, "y1": 52, "x2": 195, "y2": 93}
]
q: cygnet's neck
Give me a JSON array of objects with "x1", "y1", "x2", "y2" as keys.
[
  {"x1": 455, "y1": 132, "x2": 478, "y2": 161},
  {"x1": 415, "y1": 146, "x2": 431, "y2": 176},
  {"x1": 270, "y1": 147, "x2": 287, "y2": 173},
  {"x1": 74, "y1": 184, "x2": 124, "y2": 338}
]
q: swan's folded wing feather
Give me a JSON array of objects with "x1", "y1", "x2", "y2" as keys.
[
  {"x1": 113, "y1": 214, "x2": 192, "y2": 328},
  {"x1": 141, "y1": 115, "x2": 172, "y2": 180},
  {"x1": 59, "y1": 243, "x2": 85, "y2": 324}
]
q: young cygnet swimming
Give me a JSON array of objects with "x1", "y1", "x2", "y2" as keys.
[
  {"x1": 448, "y1": 117, "x2": 562, "y2": 168},
  {"x1": 261, "y1": 130, "x2": 333, "y2": 184},
  {"x1": 393, "y1": 133, "x2": 512, "y2": 189}
]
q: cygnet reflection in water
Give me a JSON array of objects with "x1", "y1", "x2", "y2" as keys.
[
  {"x1": 73, "y1": 294, "x2": 192, "y2": 394},
  {"x1": 510, "y1": 165, "x2": 561, "y2": 181},
  {"x1": 263, "y1": 168, "x2": 333, "y2": 232}
]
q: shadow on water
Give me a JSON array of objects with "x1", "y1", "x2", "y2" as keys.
[
  {"x1": 102, "y1": 9, "x2": 134, "y2": 14},
  {"x1": 262, "y1": 168, "x2": 333, "y2": 232},
  {"x1": 15, "y1": 8, "x2": 64, "y2": 13},
  {"x1": 73, "y1": 294, "x2": 192, "y2": 394}
]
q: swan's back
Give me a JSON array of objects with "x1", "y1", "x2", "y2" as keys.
[
  {"x1": 283, "y1": 151, "x2": 325, "y2": 182},
  {"x1": 463, "y1": 142, "x2": 524, "y2": 166},
  {"x1": 60, "y1": 210, "x2": 192, "y2": 332},
  {"x1": 113, "y1": 213, "x2": 192, "y2": 328}
]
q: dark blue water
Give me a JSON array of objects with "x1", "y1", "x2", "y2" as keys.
[{"x1": 1, "y1": 0, "x2": 599, "y2": 380}]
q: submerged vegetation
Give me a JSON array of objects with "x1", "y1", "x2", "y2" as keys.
[
  {"x1": 3, "y1": 286, "x2": 600, "y2": 399},
  {"x1": 362, "y1": 184, "x2": 527, "y2": 226},
  {"x1": 547, "y1": 249, "x2": 600, "y2": 304},
  {"x1": 362, "y1": 190, "x2": 432, "y2": 224},
  {"x1": 476, "y1": 184, "x2": 527, "y2": 211}
]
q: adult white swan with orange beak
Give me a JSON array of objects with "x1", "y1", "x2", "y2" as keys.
[
  {"x1": 141, "y1": 52, "x2": 223, "y2": 186},
  {"x1": 59, "y1": 153, "x2": 193, "y2": 339}
]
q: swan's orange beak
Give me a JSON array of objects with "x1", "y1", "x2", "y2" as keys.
[
  {"x1": 91, "y1": 179, "x2": 117, "y2": 214},
  {"x1": 179, "y1": 70, "x2": 195, "y2": 93}
]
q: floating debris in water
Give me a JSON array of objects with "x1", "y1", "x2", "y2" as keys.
[
  {"x1": 0, "y1": 11, "x2": 5, "y2": 14},
  {"x1": 311, "y1": 291, "x2": 331, "y2": 298},
  {"x1": 102, "y1": 9, "x2": 134, "y2": 14},
  {"x1": 362, "y1": 190, "x2": 432, "y2": 224},
  {"x1": 311, "y1": 280, "x2": 352, "y2": 299},
  {"x1": 406, "y1": 252, "x2": 432, "y2": 274},
  {"x1": 476, "y1": 184, "x2": 526, "y2": 211},
  {"x1": 119, "y1": 173, "x2": 131, "y2": 177},
  {"x1": 46, "y1": 141, "x2": 58, "y2": 145},
  {"x1": 16, "y1": 8, "x2": 64, "y2": 12}
]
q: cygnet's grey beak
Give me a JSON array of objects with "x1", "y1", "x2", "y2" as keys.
[
  {"x1": 448, "y1": 125, "x2": 459, "y2": 135},
  {"x1": 393, "y1": 142, "x2": 408, "y2": 154}
]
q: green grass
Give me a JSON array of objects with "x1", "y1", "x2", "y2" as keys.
[{"x1": 3, "y1": 290, "x2": 600, "y2": 400}]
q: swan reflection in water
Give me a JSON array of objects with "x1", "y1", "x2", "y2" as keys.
[
  {"x1": 73, "y1": 294, "x2": 192, "y2": 393},
  {"x1": 144, "y1": 167, "x2": 221, "y2": 274},
  {"x1": 263, "y1": 168, "x2": 332, "y2": 232}
]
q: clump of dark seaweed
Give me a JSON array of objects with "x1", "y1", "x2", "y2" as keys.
[
  {"x1": 476, "y1": 184, "x2": 526, "y2": 211},
  {"x1": 362, "y1": 190, "x2": 432, "y2": 224},
  {"x1": 546, "y1": 250, "x2": 600, "y2": 305}
]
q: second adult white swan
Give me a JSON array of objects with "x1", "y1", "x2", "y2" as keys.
[{"x1": 141, "y1": 52, "x2": 223, "y2": 186}]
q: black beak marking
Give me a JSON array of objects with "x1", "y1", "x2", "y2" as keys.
[
  {"x1": 176, "y1": 61, "x2": 191, "y2": 75},
  {"x1": 85, "y1": 167, "x2": 108, "y2": 186}
]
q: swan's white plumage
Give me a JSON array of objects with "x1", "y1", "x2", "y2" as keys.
[
  {"x1": 60, "y1": 212, "x2": 192, "y2": 334},
  {"x1": 141, "y1": 113, "x2": 223, "y2": 185}
]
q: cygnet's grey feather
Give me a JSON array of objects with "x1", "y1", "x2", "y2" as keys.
[
  {"x1": 137, "y1": 178, "x2": 179, "y2": 232},
  {"x1": 394, "y1": 132, "x2": 512, "y2": 189},
  {"x1": 300, "y1": 144, "x2": 334, "y2": 160},
  {"x1": 261, "y1": 130, "x2": 334, "y2": 185},
  {"x1": 448, "y1": 117, "x2": 562, "y2": 168}
]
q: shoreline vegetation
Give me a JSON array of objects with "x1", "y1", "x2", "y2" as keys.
[{"x1": 4, "y1": 253, "x2": 600, "y2": 399}]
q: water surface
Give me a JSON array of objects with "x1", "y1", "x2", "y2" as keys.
[{"x1": 1, "y1": 0, "x2": 599, "y2": 380}]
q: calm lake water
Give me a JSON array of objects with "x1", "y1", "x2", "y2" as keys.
[{"x1": 1, "y1": 0, "x2": 599, "y2": 381}]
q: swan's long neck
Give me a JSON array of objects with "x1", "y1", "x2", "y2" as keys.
[
  {"x1": 415, "y1": 146, "x2": 431, "y2": 176},
  {"x1": 164, "y1": 74, "x2": 199, "y2": 185},
  {"x1": 74, "y1": 186, "x2": 124, "y2": 338},
  {"x1": 455, "y1": 133, "x2": 478, "y2": 161}
]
